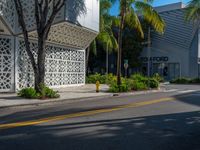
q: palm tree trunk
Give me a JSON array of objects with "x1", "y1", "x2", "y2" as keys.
[
  {"x1": 117, "y1": 13, "x2": 125, "y2": 86},
  {"x1": 106, "y1": 43, "x2": 109, "y2": 75}
]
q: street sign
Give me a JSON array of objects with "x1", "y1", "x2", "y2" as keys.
[
  {"x1": 124, "y1": 59, "x2": 128, "y2": 64},
  {"x1": 124, "y1": 59, "x2": 129, "y2": 69},
  {"x1": 124, "y1": 59, "x2": 129, "y2": 77}
]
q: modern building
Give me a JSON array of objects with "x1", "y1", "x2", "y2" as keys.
[
  {"x1": 141, "y1": 2, "x2": 200, "y2": 80},
  {"x1": 0, "y1": 0, "x2": 99, "y2": 92}
]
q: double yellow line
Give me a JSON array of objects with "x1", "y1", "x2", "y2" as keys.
[{"x1": 0, "y1": 97, "x2": 174, "y2": 130}]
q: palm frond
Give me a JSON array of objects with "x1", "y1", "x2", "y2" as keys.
[
  {"x1": 135, "y1": 1, "x2": 165, "y2": 34},
  {"x1": 125, "y1": 8, "x2": 144, "y2": 38},
  {"x1": 185, "y1": 0, "x2": 200, "y2": 23}
]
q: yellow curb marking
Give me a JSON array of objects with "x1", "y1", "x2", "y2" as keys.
[{"x1": 0, "y1": 97, "x2": 174, "y2": 130}]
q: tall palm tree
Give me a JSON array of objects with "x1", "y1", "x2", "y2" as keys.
[
  {"x1": 115, "y1": 0, "x2": 165, "y2": 86},
  {"x1": 185, "y1": 0, "x2": 200, "y2": 37}
]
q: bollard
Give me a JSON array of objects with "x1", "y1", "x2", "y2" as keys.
[{"x1": 96, "y1": 81, "x2": 100, "y2": 93}]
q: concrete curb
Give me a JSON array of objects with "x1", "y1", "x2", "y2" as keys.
[
  {"x1": 0, "y1": 94, "x2": 113, "y2": 109},
  {"x1": 0, "y1": 89, "x2": 164, "y2": 109}
]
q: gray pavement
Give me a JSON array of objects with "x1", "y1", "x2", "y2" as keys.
[
  {"x1": 0, "y1": 84, "x2": 111, "y2": 108},
  {"x1": 0, "y1": 84, "x2": 165, "y2": 108},
  {"x1": 0, "y1": 84, "x2": 200, "y2": 150}
]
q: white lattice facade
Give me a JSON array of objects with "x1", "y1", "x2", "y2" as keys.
[
  {"x1": 0, "y1": 0, "x2": 99, "y2": 92},
  {"x1": 16, "y1": 39, "x2": 85, "y2": 90}
]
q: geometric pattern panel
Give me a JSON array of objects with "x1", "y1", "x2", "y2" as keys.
[
  {"x1": 15, "y1": 0, "x2": 64, "y2": 34},
  {"x1": 0, "y1": 0, "x2": 64, "y2": 34},
  {"x1": 0, "y1": 36, "x2": 13, "y2": 92},
  {"x1": 16, "y1": 38, "x2": 85, "y2": 90},
  {"x1": 15, "y1": 0, "x2": 36, "y2": 33},
  {"x1": 29, "y1": 22, "x2": 98, "y2": 49},
  {"x1": 0, "y1": 0, "x2": 15, "y2": 31}
]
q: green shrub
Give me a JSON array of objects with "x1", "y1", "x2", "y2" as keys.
[
  {"x1": 108, "y1": 79, "x2": 131, "y2": 93},
  {"x1": 131, "y1": 81, "x2": 147, "y2": 91},
  {"x1": 87, "y1": 73, "x2": 160, "y2": 92},
  {"x1": 18, "y1": 87, "x2": 39, "y2": 99},
  {"x1": 170, "y1": 78, "x2": 190, "y2": 84},
  {"x1": 171, "y1": 77, "x2": 200, "y2": 84},
  {"x1": 190, "y1": 78, "x2": 200, "y2": 83},
  {"x1": 153, "y1": 73, "x2": 164, "y2": 82},
  {"x1": 86, "y1": 73, "x2": 117, "y2": 84},
  {"x1": 130, "y1": 73, "x2": 146, "y2": 81},
  {"x1": 86, "y1": 73, "x2": 103, "y2": 84},
  {"x1": 146, "y1": 78, "x2": 159, "y2": 89},
  {"x1": 18, "y1": 86, "x2": 60, "y2": 99},
  {"x1": 44, "y1": 86, "x2": 60, "y2": 98},
  {"x1": 130, "y1": 74, "x2": 159, "y2": 90}
]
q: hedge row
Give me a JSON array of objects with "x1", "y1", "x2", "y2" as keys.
[
  {"x1": 86, "y1": 73, "x2": 160, "y2": 93},
  {"x1": 170, "y1": 78, "x2": 200, "y2": 84}
]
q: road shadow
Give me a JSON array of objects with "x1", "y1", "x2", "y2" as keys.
[
  {"x1": 174, "y1": 91, "x2": 200, "y2": 107},
  {"x1": 0, "y1": 111, "x2": 200, "y2": 150}
]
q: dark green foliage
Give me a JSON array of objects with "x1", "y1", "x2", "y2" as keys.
[
  {"x1": 170, "y1": 78, "x2": 200, "y2": 84},
  {"x1": 131, "y1": 81, "x2": 148, "y2": 91},
  {"x1": 130, "y1": 74, "x2": 159, "y2": 89},
  {"x1": 43, "y1": 86, "x2": 60, "y2": 98},
  {"x1": 108, "y1": 79, "x2": 131, "y2": 93},
  {"x1": 18, "y1": 88, "x2": 40, "y2": 99},
  {"x1": 152, "y1": 73, "x2": 164, "y2": 83},
  {"x1": 87, "y1": 73, "x2": 159, "y2": 93},
  {"x1": 190, "y1": 78, "x2": 200, "y2": 83},
  {"x1": 18, "y1": 86, "x2": 60, "y2": 99},
  {"x1": 148, "y1": 78, "x2": 159, "y2": 89},
  {"x1": 130, "y1": 73, "x2": 147, "y2": 81},
  {"x1": 170, "y1": 78, "x2": 190, "y2": 84},
  {"x1": 109, "y1": 74, "x2": 159, "y2": 92},
  {"x1": 86, "y1": 73, "x2": 116, "y2": 84}
]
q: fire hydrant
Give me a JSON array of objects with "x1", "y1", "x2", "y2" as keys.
[{"x1": 96, "y1": 81, "x2": 100, "y2": 93}]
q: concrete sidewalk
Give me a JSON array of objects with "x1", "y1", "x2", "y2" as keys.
[
  {"x1": 0, "y1": 84, "x2": 165, "y2": 109},
  {"x1": 0, "y1": 84, "x2": 111, "y2": 108}
]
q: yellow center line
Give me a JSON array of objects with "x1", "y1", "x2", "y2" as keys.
[{"x1": 0, "y1": 97, "x2": 175, "y2": 130}]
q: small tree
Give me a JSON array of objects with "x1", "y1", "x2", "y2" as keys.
[{"x1": 14, "y1": 0, "x2": 65, "y2": 93}]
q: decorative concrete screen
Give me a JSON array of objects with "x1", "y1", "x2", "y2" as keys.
[
  {"x1": 0, "y1": 0, "x2": 99, "y2": 92},
  {"x1": 16, "y1": 39, "x2": 85, "y2": 90},
  {"x1": 0, "y1": 0, "x2": 15, "y2": 32},
  {"x1": 0, "y1": 36, "x2": 14, "y2": 92}
]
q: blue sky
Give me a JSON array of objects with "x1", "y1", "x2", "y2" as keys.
[{"x1": 110, "y1": 0, "x2": 191, "y2": 15}]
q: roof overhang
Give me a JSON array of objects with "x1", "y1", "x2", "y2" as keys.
[{"x1": 28, "y1": 21, "x2": 98, "y2": 49}]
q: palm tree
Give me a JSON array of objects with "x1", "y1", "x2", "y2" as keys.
[
  {"x1": 86, "y1": 0, "x2": 118, "y2": 75},
  {"x1": 115, "y1": 0, "x2": 165, "y2": 86},
  {"x1": 185, "y1": 0, "x2": 200, "y2": 37}
]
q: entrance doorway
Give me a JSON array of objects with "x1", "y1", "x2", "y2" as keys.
[{"x1": 152, "y1": 63, "x2": 180, "y2": 81}]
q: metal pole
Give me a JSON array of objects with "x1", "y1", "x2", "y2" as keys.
[
  {"x1": 106, "y1": 43, "x2": 109, "y2": 84},
  {"x1": 198, "y1": 64, "x2": 200, "y2": 79},
  {"x1": 147, "y1": 27, "x2": 151, "y2": 89},
  {"x1": 106, "y1": 43, "x2": 109, "y2": 75}
]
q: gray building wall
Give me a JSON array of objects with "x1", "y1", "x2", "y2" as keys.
[
  {"x1": 141, "y1": 3, "x2": 199, "y2": 80},
  {"x1": 189, "y1": 31, "x2": 199, "y2": 78}
]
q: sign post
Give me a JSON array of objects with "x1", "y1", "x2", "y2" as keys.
[
  {"x1": 198, "y1": 29, "x2": 200, "y2": 78},
  {"x1": 124, "y1": 59, "x2": 129, "y2": 78}
]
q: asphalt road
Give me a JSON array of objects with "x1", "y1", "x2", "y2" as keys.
[{"x1": 0, "y1": 84, "x2": 200, "y2": 150}]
